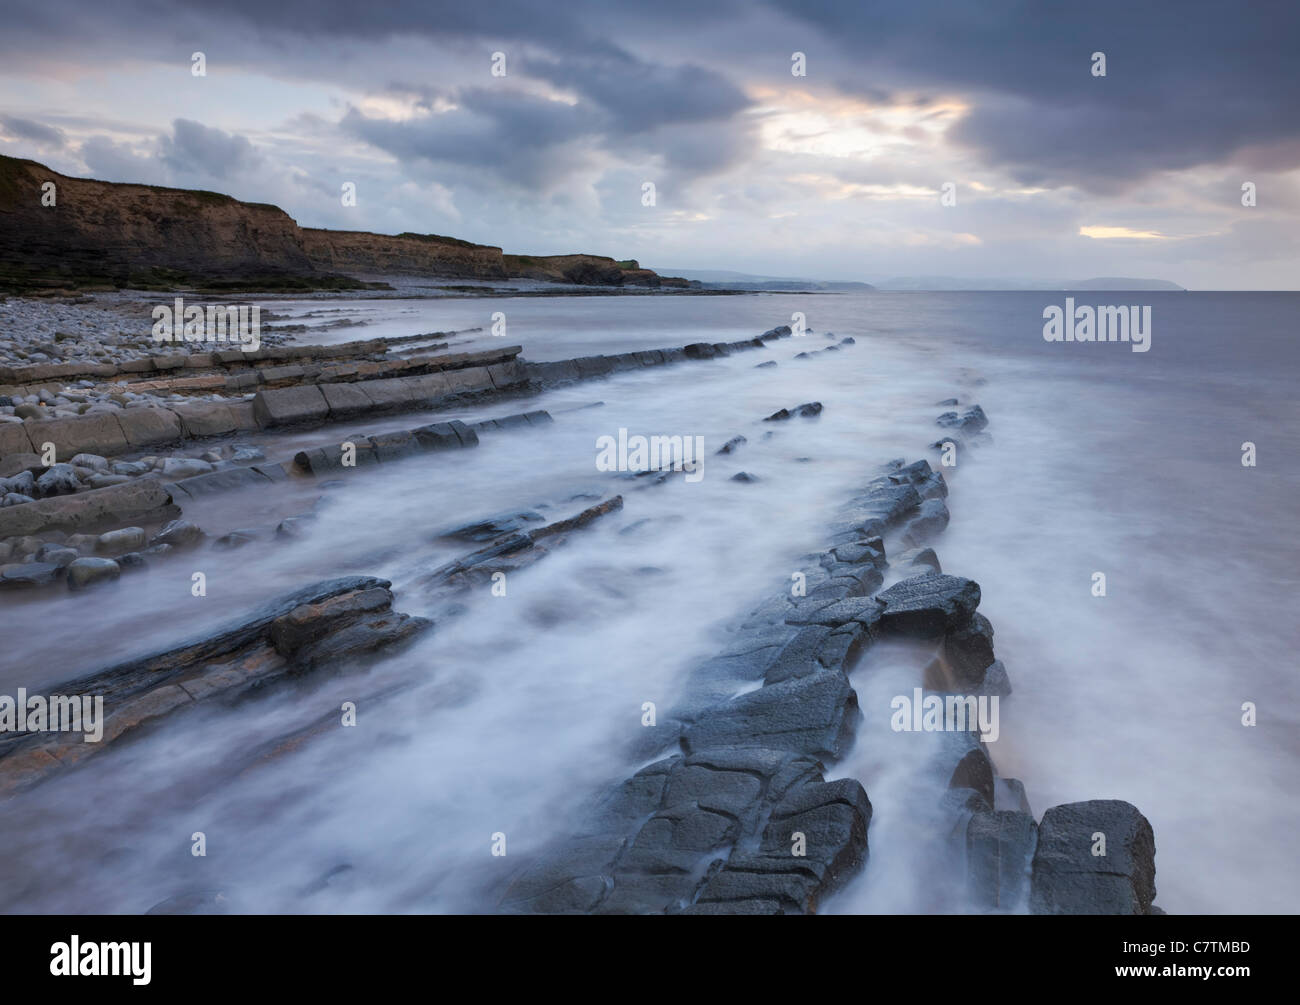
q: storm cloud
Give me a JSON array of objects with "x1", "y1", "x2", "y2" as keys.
[{"x1": 0, "y1": 0, "x2": 1296, "y2": 287}]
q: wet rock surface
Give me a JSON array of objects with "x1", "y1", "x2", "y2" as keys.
[{"x1": 1030, "y1": 800, "x2": 1158, "y2": 915}]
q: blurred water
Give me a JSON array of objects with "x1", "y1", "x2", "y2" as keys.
[{"x1": 1, "y1": 291, "x2": 1295, "y2": 914}]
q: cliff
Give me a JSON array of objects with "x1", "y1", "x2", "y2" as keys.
[
  {"x1": 302, "y1": 228, "x2": 507, "y2": 281},
  {"x1": 0, "y1": 156, "x2": 321, "y2": 290},
  {"x1": 0, "y1": 156, "x2": 689, "y2": 292}
]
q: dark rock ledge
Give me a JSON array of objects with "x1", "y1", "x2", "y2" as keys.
[{"x1": 499, "y1": 402, "x2": 1161, "y2": 916}]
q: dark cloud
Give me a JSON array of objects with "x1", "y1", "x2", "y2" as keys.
[
  {"x1": 0, "y1": 115, "x2": 65, "y2": 147},
  {"x1": 158, "y1": 119, "x2": 260, "y2": 179},
  {"x1": 340, "y1": 90, "x2": 603, "y2": 189},
  {"x1": 524, "y1": 52, "x2": 752, "y2": 133},
  {"x1": 770, "y1": 0, "x2": 1300, "y2": 190}
]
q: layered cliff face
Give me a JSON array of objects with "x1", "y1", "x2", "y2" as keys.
[
  {"x1": 0, "y1": 156, "x2": 689, "y2": 291},
  {"x1": 0, "y1": 156, "x2": 316, "y2": 289},
  {"x1": 503, "y1": 253, "x2": 691, "y2": 288},
  {"x1": 302, "y1": 228, "x2": 507, "y2": 280}
]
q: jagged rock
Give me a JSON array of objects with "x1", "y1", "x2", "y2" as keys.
[
  {"x1": 976, "y1": 659, "x2": 1012, "y2": 697},
  {"x1": 1030, "y1": 800, "x2": 1157, "y2": 915},
  {"x1": 66, "y1": 557, "x2": 121, "y2": 590},
  {"x1": 683, "y1": 670, "x2": 860, "y2": 759},
  {"x1": 943, "y1": 612, "x2": 996, "y2": 687},
  {"x1": 968, "y1": 810, "x2": 1037, "y2": 911},
  {"x1": 764, "y1": 402, "x2": 823, "y2": 421},
  {"x1": 888, "y1": 459, "x2": 933, "y2": 485},
  {"x1": 697, "y1": 778, "x2": 871, "y2": 913},
  {"x1": 288, "y1": 607, "x2": 431, "y2": 673},
  {"x1": 877, "y1": 573, "x2": 980, "y2": 637},
  {"x1": 830, "y1": 538, "x2": 885, "y2": 566},
  {"x1": 948, "y1": 744, "x2": 996, "y2": 808},
  {"x1": 716, "y1": 435, "x2": 747, "y2": 455},
  {"x1": 269, "y1": 587, "x2": 393, "y2": 657},
  {"x1": 440, "y1": 510, "x2": 546, "y2": 543},
  {"x1": 730, "y1": 471, "x2": 759, "y2": 483},
  {"x1": 995, "y1": 777, "x2": 1033, "y2": 815},
  {"x1": 937, "y1": 405, "x2": 988, "y2": 433},
  {"x1": 901, "y1": 497, "x2": 950, "y2": 547},
  {"x1": 897, "y1": 546, "x2": 941, "y2": 573}
]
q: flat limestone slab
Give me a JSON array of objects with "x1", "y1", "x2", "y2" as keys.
[
  {"x1": 0, "y1": 479, "x2": 176, "y2": 537},
  {"x1": 252, "y1": 385, "x2": 329, "y2": 427}
]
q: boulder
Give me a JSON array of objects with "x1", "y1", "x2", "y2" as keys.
[
  {"x1": 764, "y1": 402, "x2": 823, "y2": 421},
  {"x1": 943, "y1": 612, "x2": 996, "y2": 687},
  {"x1": 937, "y1": 405, "x2": 988, "y2": 433},
  {"x1": 967, "y1": 810, "x2": 1037, "y2": 911},
  {"x1": 897, "y1": 546, "x2": 941, "y2": 573},
  {"x1": 150, "y1": 519, "x2": 204, "y2": 549},
  {"x1": 35, "y1": 464, "x2": 81, "y2": 497},
  {"x1": 0, "y1": 561, "x2": 62, "y2": 588},
  {"x1": 1030, "y1": 800, "x2": 1157, "y2": 915},
  {"x1": 901, "y1": 497, "x2": 950, "y2": 547},
  {"x1": 95, "y1": 527, "x2": 146, "y2": 555},
  {"x1": 0, "y1": 479, "x2": 176, "y2": 538},
  {"x1": 876, "y1": 573, "x2": 981, "y2": 637},
  {"x1": 66, "y1": 557, "x2": 121, "y2": 591}
]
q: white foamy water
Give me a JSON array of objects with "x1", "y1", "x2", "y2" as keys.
[{"x1": 1, "y1": 291, "x2": 1294, "y2": 914}]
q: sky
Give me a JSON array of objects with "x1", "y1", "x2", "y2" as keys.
[{"x1": 0, "y1": 0, "x2": 1297, "y2": 289}]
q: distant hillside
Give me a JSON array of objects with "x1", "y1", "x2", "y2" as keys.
[
  {"x1": 657, "y1": 268, "x2": 873, "y2": 292},
  {"x1": 875, "y1": 275, "x2": 1185, "y2": 291},
  {"x1": 0, "y1": 156, "x2": 689, "y2": 292}
]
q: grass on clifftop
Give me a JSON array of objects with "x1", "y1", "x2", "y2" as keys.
[{"x1": 395, "y1": 232, "x2": 484, "y2": 250}]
